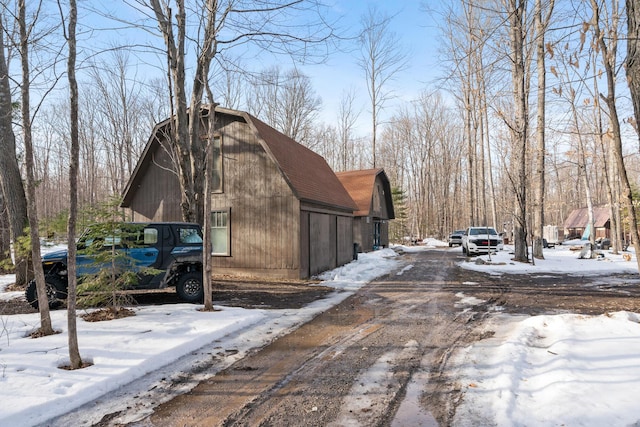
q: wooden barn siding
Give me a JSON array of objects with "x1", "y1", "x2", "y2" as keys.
[
  {"x1": 124, "y1": 112, "x2": 357, "y2": 279},
  {"x1": 380, "y1": 222, "x2": 389, "y2": 247},
  {"x1": 359, "y1": 218, "x2": 374, "y2": 252},
  {"x1": 371, "y1": 177, "x2": 391, "y2": 219},
  {"x1": 304, "y1": 210, "x2": 353, "y2": 277},
  {"x1": 336, "y1": 215, "x2": 354, "y2": 265},
  {"x1": 352, "y1": 218, "x2": 360, "y2": 250},
  {"x1": 308, "y1": 212, "x2": 336, "y2": 276},
  {"x1": 349, "y1": 175, "x2": 393, "y2": 253},
  {"x1": 127, "y1": 141, "x2": 182, "y2": 222},
  {"x1": 357, "y1": 219, "x2": 389, "y2": 251},
  {"x1": 352, "y1": 218, "x2": 362, "y2": 251},
  {"x1": 300, "y1": 211, "x2": 310, "y2": 278},
  {"x1": 210, "y1": 116, "x2": 301, "y2": 278}
]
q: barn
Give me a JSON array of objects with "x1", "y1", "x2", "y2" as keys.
[
  {"x1": 121, "y1": 106, "x2": 357, "y2": 279},
  {"x1": 336, "y1": 169, "x2": 395, "y2": 252}
]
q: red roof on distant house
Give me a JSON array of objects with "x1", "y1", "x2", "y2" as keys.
[{"x1": 564, "y1": 206, "x2": 611, "y2": 229}]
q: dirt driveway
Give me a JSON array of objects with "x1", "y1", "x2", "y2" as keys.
[{"x1": 82, "y1": 248, "x2": 640, "y2": 427}]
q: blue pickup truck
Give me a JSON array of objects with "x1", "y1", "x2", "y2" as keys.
[{"x1": 26, "y1": 222, "x2": 204, "y2": 309}]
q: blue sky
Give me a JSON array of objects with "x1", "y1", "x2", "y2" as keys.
[
  {"x1": 79, "y1": 1, "x2": 443, "y2": 136},
  {"x1": 301, "y1": 0, "x2": 443, "y2": 133}
]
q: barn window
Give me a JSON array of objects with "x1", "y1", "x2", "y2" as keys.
[
  {"x1": 211, "y1": 208, "x2": 230, "y2": 256},
  {"x1": 211, "y1": 135, "x2": 223, "y2": 193}
]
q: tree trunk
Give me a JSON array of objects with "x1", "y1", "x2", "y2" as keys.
[
  {"x1": 568, "y1": 80, "x2": 596, "y2": 254},
  {"x1": 358, "y1": 7, "x2": 407, "y2": 169},
  {"x1": 171, "y1": 2, "x2": 197, "y2": 224},
  {"x1": 592, "y1": 0, "x2": 640, "y2": 272},
  {"x1": 532, "y1": 0, "x2": 553, "y2": 259},
  {"x1": 465, "y1": 89, "x2": 475, "y2": 226},
  {"x1": 202, "y1": 101, "x2": 215, "y2": 312},
  {"x1": 479, "y1": 63, "x2": 498, "y2": 230},
  {"x1": 627, "y1": 0, "x2": 640, "y2": 136},
  {"x1": 150, "y1": 0, "x2": 219, "y2": 225},
  {"x1": 0, "y1": 192, "x2": 9, "y2": 263},
  {"x1": 509, "y1": 0, "x2": 529, "y2": 263},
  {"x1": 626, "y1": 0, "x2": 640, "y2": 250},
  {"x1": 66, "y1": 0, "x2": 83, "y2": 369},
  {"x1": 593, "y1": 55, "x2": 620, "y2": 254},
  {"x1": 149, "y1": 0, "x2": 195, "y2": 223},
  {"x1": 0, "y1": 17, "x2": 29, "y2": 286},
  {"x1": 18, "y1": 0, "x2": 54, "y2": 335}
]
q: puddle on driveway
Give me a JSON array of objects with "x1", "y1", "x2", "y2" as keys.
[{"x1": 391, "y1": 367, "x2": 439, "y2": 427}]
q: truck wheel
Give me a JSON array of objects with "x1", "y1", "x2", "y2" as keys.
[
  {"x1": 25, "y1": 276, "x2": 66, "y2": 310},
  {"x1": 175, "y1": 271, "x2": 204, "y2": 303}
]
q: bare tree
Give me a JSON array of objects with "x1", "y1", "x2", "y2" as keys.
[
  {"x1": 140, "y1": 0, "x2": 336, "y2": 309},
  {"x1": 358, "y1": 5, "x2": 407, "y2": 168},
  {"x1": 532, "y1": 0, "x2": 555, "y2": 259},
  {"x1": 277, "y1": 68, "x2": 321, "y2": 144},
  {"x1": 337, "y1": 88, "x2": 361, "y2": 172},
  {"x1": 85, "y1": 51, "x2": 150, "y2": 195},
  {"x1": 306, "y1": 122, "x2": 339, "y2": 167},
  {"x1": 626, "y1": 0, "x2": 640, "y2": 254},
  {"x1": 551, "y1": 40, "x2": 599, "y2": 253},
  {"x1": 505, "y1": 0, "x2": 530, "y2": 263},
  {"x1": 0, "y1": 6, "x2": 30, "y2": 286},
  {"x1": 212, "y1": 63, "x2": 245, "y2": 110},
  {"x1": 589, "y1": 0, "x2": 640, "y2": 271},
  {"x1": 588, "y1": 38, "x2": 622, "y2": 253},
  {"x1": 248, "y1": 66, "x2": 321, "y2": 144},
  {"x1": 627, "y1": 0, "x2": 640, "y2": 139},
  {"x1": 202, "y1": 99, "x2": 215, "y2": 312},
  {"x1": 146, "y1": 0, "x2": 208, "y2": 224},
  {"x1": 439, "y1": 0, "x2": 495, "y2": 229},
  {"x1": 571, "y1": 97, "x2": 597, "y2": 253},
  {"x1": 0, "y1": 192, "x2": 9, "y2": 260},
  {"x1": 61, "y1": 0, "x2": 83, "y2": 369},
  {"x1": 18, "y1": 0, "x2": 54, "y2": 334},
  {"x1": 377, "y1": 91, "x2": 464, "y2": 240},
  {"x1": 141, "y1": 0, "x2": 335, "y2": 225}
]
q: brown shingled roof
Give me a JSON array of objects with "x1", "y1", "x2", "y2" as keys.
[
  {"x1": 122, "y1": 106, "x2": 357, "y2": 213},
  {"x1": 242, "y1": 112, "x2": 357, "y2": 212},
  {"x1": 335, "y1": 169, "x2": 381, "y2": 216},
  {"x1": 564, "y1": 206, "x2": 610, "y2": 228}
]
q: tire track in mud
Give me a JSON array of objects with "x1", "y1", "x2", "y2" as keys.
[
  {"x1": 100, "y1": 249, "x2": 498, "y2": 427},
  {"x1": 211, "y1": 250, "x2": 485, "y2": 427}
]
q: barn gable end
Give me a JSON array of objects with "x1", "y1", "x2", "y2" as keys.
[{"x1": 121, "y1": 106, "x2": 357, "y2": 279}]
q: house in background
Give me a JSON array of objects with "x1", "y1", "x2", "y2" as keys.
[
  {"x1": 563, "y1": 205, "x2": 611, "y2": 240},
  {"x1": 121, "y1": 106, "x2": 358, "y2": 279},
  {"x1": 336, "y1": 169, "x2": 395, "y2": 252}
]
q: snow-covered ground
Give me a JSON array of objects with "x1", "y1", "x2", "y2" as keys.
[
  {"x1": 1, "y1": 241, "x2": 640, "y2": 426},
  {"x1": 452, "y1": 241, "x2": 640, "y2": 426}
]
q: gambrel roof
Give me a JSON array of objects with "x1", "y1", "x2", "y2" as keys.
[
  {"x1": 122, "y1": 106, "x2": 356, "y2": 213},
  {"x1": 335, "y1": 168, "x2": 395, "y2": 219},
  {"x1": 246, "y1": 112, "x2": 356, "y2": 211}
]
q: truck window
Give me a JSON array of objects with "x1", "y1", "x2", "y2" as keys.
[
  {"x1": 143, "y1": 228, "x2": 158, "y2": 245},
  {"x1": 179, "y1": 228, "x2": 203, "y2": 244}
]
